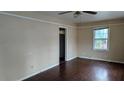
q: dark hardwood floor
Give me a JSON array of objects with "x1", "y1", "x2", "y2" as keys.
[{"x1": 24, "y1": 58, "x2": 124, "y2": 81}]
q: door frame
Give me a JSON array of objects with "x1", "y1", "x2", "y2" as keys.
[{"x1": 59, "y1": 26, "x2": 68, "y2": 61}]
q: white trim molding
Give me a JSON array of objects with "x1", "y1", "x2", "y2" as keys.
[
  {"x1": 79, "y1": 56, "x2": 124, "y2": 64},
  {"x1": 19, "y1": 55, "x2": 77, "y2": 81},
  {"x1": 66, "y1": 56, "x2": 77, "y2": 61},
  {"x1": 92, "y1": 27, "x2": 110, "y2": 51},
  {"x1": 18, "y1": 63, "x2": 59, "y2": 81},
  {"x1": 0, "y1": 12, "x2": 76, "y2": 28}
]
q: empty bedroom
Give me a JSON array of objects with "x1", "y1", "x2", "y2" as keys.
[{"x1": 0, "y1": 11, "x2": 124, "y2": 81}]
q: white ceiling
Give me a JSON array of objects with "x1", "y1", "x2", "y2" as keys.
[
  {"x1": 5, "y1": 11, "x2": 124, "y2": 24},
  {"x1": 35, "y1": 11, "x2": 124, "y2": 23}
]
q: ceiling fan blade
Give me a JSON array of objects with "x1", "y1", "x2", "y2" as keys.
[
  {"x1": 58, "y1": 11, "x2": 73, "y2": 15},
  {"x1": 83, "y1": 11, "x2": 97, "y2": 15}
]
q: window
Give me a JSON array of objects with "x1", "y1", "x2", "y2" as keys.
[{"x1": 93, "y1": 28, "x2": 109, "y2": 50}]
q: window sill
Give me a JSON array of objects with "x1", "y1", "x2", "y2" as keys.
[{"x1": 93, "y1": 49, "x2": 109, "y2": 52}]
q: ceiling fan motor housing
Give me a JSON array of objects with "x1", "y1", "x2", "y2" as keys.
[{"x1": 74, "y1": 11, "x2": 82, "y2": 18}]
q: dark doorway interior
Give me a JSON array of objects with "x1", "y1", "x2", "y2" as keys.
[{"x1": 59, "y1": 28, "x2": 66, "y2": 64}]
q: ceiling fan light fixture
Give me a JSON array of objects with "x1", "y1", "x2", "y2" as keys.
[{"x1": 73, "y1": 11, "x2": 81, "y2": 18}]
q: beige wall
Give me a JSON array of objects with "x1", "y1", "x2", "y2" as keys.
[
  {"x1": 78, "y1": 21, "x2": 124, "y2": 62},
  {"x1": 0, "y1": 13, "x2": 77, "y2": 80},
  {"x1": 66, "y1": 27, "x2": 77, "y2": 60}
]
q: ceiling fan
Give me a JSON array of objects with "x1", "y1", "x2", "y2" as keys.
[{"x1": 58, "y1": 11, "x2": 97, "y2": 18}]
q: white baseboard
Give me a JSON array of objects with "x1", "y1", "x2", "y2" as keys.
[
  {"x1": 18, "y1": 63, "x2": 59, "y2": 81},
  {"x1": 79, "y1": 56, "x2": 124, "y2": 64},
  {"x1": 18, "y1": 56, "x2": 77, "y2": 81},
  {"x1": 66, "y1": 56, "x2": 77, "y2": 61},
  {"x1": 18, "y1": 56, "x2": 123, "y2": 81}
]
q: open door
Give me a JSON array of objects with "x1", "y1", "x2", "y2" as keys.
[{"x1": 59, "y1": 28, "x2": 66, "y2": 64}]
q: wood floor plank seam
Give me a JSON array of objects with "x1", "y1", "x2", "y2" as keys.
[{"x1": 24, "y1": 58, "x2": 124, "y2": 81}]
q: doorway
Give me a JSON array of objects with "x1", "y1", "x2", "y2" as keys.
[{"x1": 59, "y1": 28, "x2": 66, "y2": 64}]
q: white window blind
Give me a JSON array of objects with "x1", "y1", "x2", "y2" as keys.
[{"x1": 93, "y1": 28, "x2": 109, "y2": 50}]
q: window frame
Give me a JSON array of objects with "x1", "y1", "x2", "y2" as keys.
[{"x1": 93, "y1": 27, "x2": 110, "y2": 51}]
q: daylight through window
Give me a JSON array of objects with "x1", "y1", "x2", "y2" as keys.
[{"x1": 93, "y1": 28, "x2": 109, "y2": 50}]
